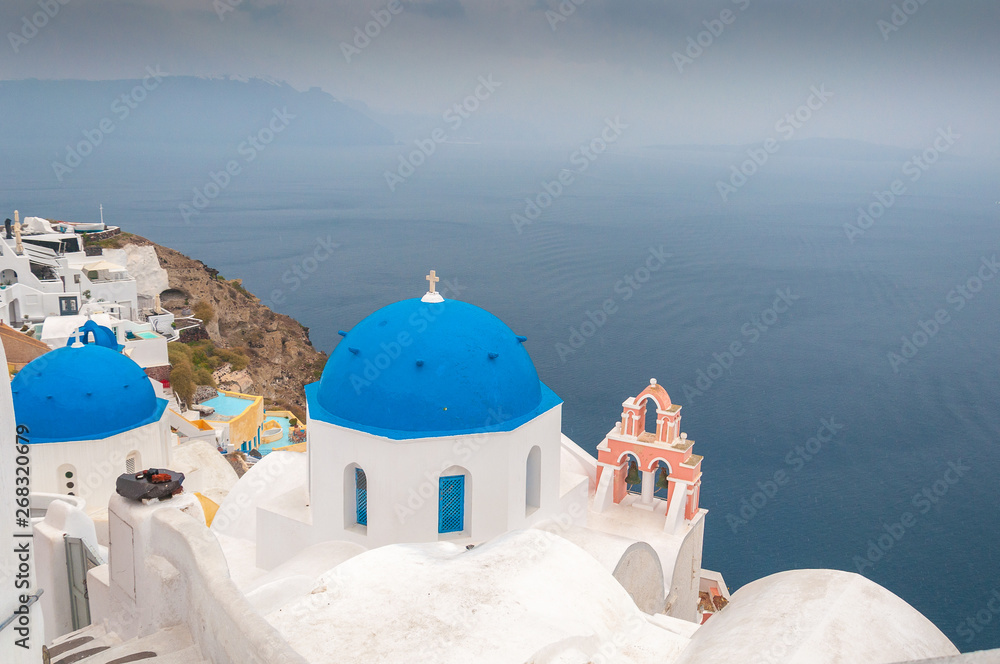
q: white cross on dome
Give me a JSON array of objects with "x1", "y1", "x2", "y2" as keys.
[{"x1": 422, "y1": 269, "x2": 444, "y2": 303}]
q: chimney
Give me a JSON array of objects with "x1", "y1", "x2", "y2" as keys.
[{"x1": 14, "y1": 210, "x2": 23, "y2": 255}]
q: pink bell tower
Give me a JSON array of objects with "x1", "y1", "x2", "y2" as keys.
[{"x1": 594, "y1": 379, "x2": 702, "y2": 525}]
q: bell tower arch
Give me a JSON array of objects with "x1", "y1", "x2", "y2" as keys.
[{"x1": 594, "y1": 379, "x2": 703, "y2": 532}]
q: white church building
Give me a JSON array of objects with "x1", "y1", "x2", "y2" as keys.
[
  {"x1": 0, "y1": 273, "x2": 978, "y2": 664},
  {"x1": 11, "y1": 340, "x2": 171, "y2": 509},
  {"x1": 4, "y1": 329, "x2": 240, "y2": 648},
  {"x1": 268, "y1": 284, "x2": 573, "y2": 551}
]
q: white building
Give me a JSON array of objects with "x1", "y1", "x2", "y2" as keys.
[
  {"x1": 0, "y1": 214, "x2": 174, "y2": 375},
  {"x1": 43, "y1": 312, "x2": 170, "y2": 370},
  {"x1": 0, "y1": 273, "x2": 982, "y2": 664},
  {"x1": 296, "y1": 290, "x2": 572, "y2": 551},
  {"x1": 0, "y1": 216, "x2": 138, "y2": 327},
  {"x1": 11, "y1": 342, "x2": 171, "y2": 509},
  {"x1": 5, "y1": 337, "x2": 239, "y2": 650}
]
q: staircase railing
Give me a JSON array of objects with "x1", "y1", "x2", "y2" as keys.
[{"x1": 0, "y1": 589, "x2": 43, "y2": 634}]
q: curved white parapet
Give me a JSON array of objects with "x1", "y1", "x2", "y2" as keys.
[
  {"x1": 150, "y1": 508, "x2": 309, "y2": 664},
  {"x1": 266, "y1": 529, "x2": 691, "y2": 664},
  {"x1": 547, "y1": 524, "x2": 668, "y2": 614},
  {"x1": 29, "y1": 492, "x2": 87, "y2": 524}
]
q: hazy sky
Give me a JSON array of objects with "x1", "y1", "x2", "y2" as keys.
[{"x1": 1, "y1": 0, "x2": 998, "y2": 150}]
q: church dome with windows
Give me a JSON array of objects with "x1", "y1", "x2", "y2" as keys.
[
  {"x1": 307, "y1": 294, "x2": 561, "y2": 439},
  {"x1": 12, "y1": 344, "x2": 167, "y2": 443}
]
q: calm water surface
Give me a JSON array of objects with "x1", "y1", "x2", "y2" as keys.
[{"x1": 4, "y1": 142, "x2": 998, "y2": 650}]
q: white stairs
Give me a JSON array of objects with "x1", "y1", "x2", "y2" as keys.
[{"x1": 44, "y1": 622, "x2": 211, "y2": 664}]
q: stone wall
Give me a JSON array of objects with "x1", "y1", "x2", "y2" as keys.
[
  {"x1": 144, "y1": 364, "x2": 171, "y2": 383},
  {"x1": 82, "y1": 227, "x2": 122, "y2": 243}
]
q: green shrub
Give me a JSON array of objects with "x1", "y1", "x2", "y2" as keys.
[
  {"x1": 170, "y1": 362, "x2": 195, "y2": 405},
  {"x1": 193, "y1": 299, "x2": 215, "y2": 324},
  {"x1": 193, "y1": 367, "x2": 215, "y2": 387}
]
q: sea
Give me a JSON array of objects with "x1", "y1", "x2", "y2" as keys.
[{"x1": 3, "y1": 139, "x2": 998, "y2": 651}]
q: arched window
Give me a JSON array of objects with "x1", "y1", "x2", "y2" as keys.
[
  {"x1": 125, "y1": 450, "x2": 141, "y2": 475},
  {"x1": 526, "y1": 446, "x2": 541, "y2": 515},
  {"x1": 57, "y1": 463, "x2": 77, "y2": 496},
  {"x1": 439, "y1": 466, "x2": 470, "y2": 536},
  {"x1": 643, "y1": 397, "x2": 658, "y2": 437},
  {"x1": 343, "y1": 464, "x2": 368, "y2": 532},
  {"x1": 355, "y1": 468, "x2": 368, "y2": 526}
]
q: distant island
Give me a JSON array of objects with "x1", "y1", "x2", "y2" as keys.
[{"x1": 0, "y1": 75, "x2": 396, "y2": 157}]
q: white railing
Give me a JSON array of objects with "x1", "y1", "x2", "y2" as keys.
[
  {"x1": 165, "y1": 317, "x2": 202, "y2": 342},
  {"x1": 36, "y1": 279, "x2": 66, "y2": 294},
  {"x1": 0, "y1": 590, "x2": 43, "y2": 635},
  {"x1": 89, "y1": 275, "x2": 134, "y2": 284}
]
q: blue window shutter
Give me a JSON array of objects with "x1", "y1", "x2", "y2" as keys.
[
  {"x1": 439, "y1": 475, "x2": 465, "y2": 534},
  {"x1": 356, "y1": 468, "x2": 368, "y2": 526}
]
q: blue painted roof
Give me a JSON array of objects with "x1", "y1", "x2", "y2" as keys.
[
  {"x1": 12, "y1": 344, "x2": 167, "y2": 444},
  {"x1": 308, "y1": 298, "x2": 561, "y2": 439}
]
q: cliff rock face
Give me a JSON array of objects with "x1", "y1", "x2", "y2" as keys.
[
  {"x1": 110, "y1": 234, "x2": 326, "y2": 418},
  {"x1": 113, "y1": 244, "x2": 170, "y2": 298}
]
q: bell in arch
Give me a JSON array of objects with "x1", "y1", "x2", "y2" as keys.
[{"x1": 625, "y1": 459, "x2": 641, "y2": 485}]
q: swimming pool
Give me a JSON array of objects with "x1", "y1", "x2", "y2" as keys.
[
  {"x1": 257, "y1": 416, "x2": 292, "y2": 455},
  {"x1": 200, "y1": 391, "x2": 256, "y2": 418}
]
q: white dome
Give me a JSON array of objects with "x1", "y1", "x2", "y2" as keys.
[
  {"x1": 675, "y1": 569, "x2": 959, "y2": 664},
  {"x1": 264, "y1": 529, "x2": 689, "y2": 663}
]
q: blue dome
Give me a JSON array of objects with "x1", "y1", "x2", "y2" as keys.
[
  {"x1": 12, "y1": 344, "x2": 167, "y2": 443},
  {"x1": 307, "y1": 298, "x2": 560, "y2": 439}
]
